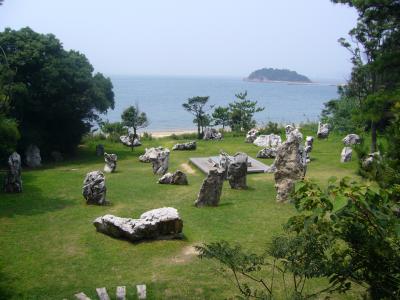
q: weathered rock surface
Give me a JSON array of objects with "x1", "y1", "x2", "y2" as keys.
[
  {"x1": 227, "y1": 152, "x2": 248, "y2": 189},
  {"x1": 82, "y1": 171, "x2": 108, "y2": 205},
  {"x1": 245, "y1": 129, "x2": 259, "y2": 143},
  {"x1": 203, "y1": 128, "x2": 222, "y2": 140},
  {"x1": 253, "y1": 134, "x2": 282, "y2": 148},
  {"x1": 172, "y1": 141, "x2": 196, "y2": 151},
  {"x1": 340, "y1": 147, "x2": 352, "y2": 163},
  {"x1": 3, "y1": 152, "x2": 22, "y2": 193},
  {"x1": 50, "y1": 151, "x2": 63, "y2": 162},
  {"x1": 25, "y1": 144, "x2": 41, "y2": 168},
  {"x1": 104, "y1": 153, "x2": 117, "y2": 173},
  {"x1": 195, "y1": 169, "x2": 224, "y2": 207},
  {"x1": 120, "y1": 135, "x2": 142, "y2": 147},
  {"x1": 256, "y1": 147, "x2": 277, "y2": 159},
  {"x1": 274, "y1": 130, "x2": 306, "y2": 202},
  {"x1": 139, "y1": 147, "x2": 164, "y2": 163},
  {"x1": 362, "y1": 152, "x2": 381, "y2": 170},
  {"x1": 93, "y1": 207, "x2": 183, "y2": 242},
  {"x1": 343, "y1": 134, "x2": 361, "y2": 146},
  {"x1": 149, "y1": 148, "x2": 170, "y2": 175},
  {"x1": 96, "y1": 144, "x2": 105, "y2": 156},
  {"x1": 304, "y1": 136, "x2": 314, "y2": 163},
  {"x1": 317, "y1": 122, "x2": 330, "y2": 139},
  {"x1": 158, "y1": 170, "x2": 188, "y2": 185}
]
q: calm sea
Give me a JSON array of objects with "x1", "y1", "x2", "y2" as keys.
[{"x1": 104, "y1": 75, "x2": 339, "y2": 131}]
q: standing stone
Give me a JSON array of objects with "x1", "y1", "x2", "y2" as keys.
[
  {"x1": 253, "y1": 134, "x2": 282, "y2": 148},
  {"x1": 304, "y1": 136, "x2": 314, "y2": 163},
  {"x1": 362, "y1": 152, "x2": 380, "y2": 170},
  {"x1": 104, "y1": 153, "x2": 117, "y2": 173},
  {"x1": 195, "y1": 169, "x2": 224, "y2": 207},
  {"x1": 317, "y1": 122, "x2": 330, "y2": 139},
  {"x1": 256, "y1": 147, "x2": 277, "y2": 159},
  {"x1": 82, "y1": 171, "x2": 108, "y2": 205},
  {"x1": 172, "y1": 141, "x2": 196, "y2": 150},
  {"x1": 96, "y1": 144, "x2": 105, "y2": 156},
  {"x1": 93, "y1": 207, "x2": 183, "y2": 242},
  {"x1": 227, "y1": 152, "x2": 248, "y2": 189},
  {"x1": 274, "y1": 130, "x2": 306, "y2": 202},
  {"x1": 245, "y1": 129, "x2": 259, "y2": 143},
  {"x1": 340, "y1": 147, "x2": 352, "y2": 163},
  {"x1": 343, "y1": 134, "x2": 361, "y2": 146},
  {"x1": 158, "y1": 170, "x2": 188, "y2": 185},
  {"x1": 3, "y1": 152, "x2": 22, "y2": 193},
  {"x1": 203, "y1": 128, "x2": 222, "y2": 140},
  {"x1": 139, "y1": 147, "x2": 164, "y2": 163},
  {"x1": 25, "y1": 144, "x2": 41, "y2": 168},
  {"x1": 149, "y1": 148, "x2": 170, "y2": 175}
]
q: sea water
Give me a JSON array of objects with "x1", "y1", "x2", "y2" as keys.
[{"x1": 103, "y1": 75, "x2": 339, "y2": 131}]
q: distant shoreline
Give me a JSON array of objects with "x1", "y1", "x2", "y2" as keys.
[{"x1": 144, "y1": 129, "x2": 197, "y2": 138}]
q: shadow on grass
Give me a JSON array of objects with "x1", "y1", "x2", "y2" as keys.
[
  {"x1": 0, "y1": 175, "x2": 76, "y2": 218},
  {"x1": 0, "y1": 268, "x2": 15, "y2": 300}
]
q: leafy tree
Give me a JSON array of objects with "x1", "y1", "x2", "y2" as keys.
[
  {"x1": 212, "y1": 106, "x2": 230, "y2": 129},
  {"x1": 182, "y1": 96, "x2": 213, "y2": 139},
  {"x1": 121, "y1": 104, "x2": 148, "y2": 150},
  {"x1": 0, "y1": 113, "x2": 19, "y2": 163},
  {"x1": 228, "y1": 91, "x2": 264, "y2": 132},
  {"x1": 0, "y1": 27, "x2": 115, "y2": 155},
  {"x1": 99, "y1": 121, "x2": 128, "y2": 142}
]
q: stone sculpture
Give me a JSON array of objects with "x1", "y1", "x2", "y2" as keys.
[
  {"x1": 96, "y1": 144, "x2": 105, "y2": 156},
  {"x1": 340, "y1": 147, "x2": 352, "y2": 163},
  {"x1": 158, "y1": 170, "x2": 188, "y2": 185},
  {"x1": 195, "y1": 169, "x2": 224, "y2": 207},
  {"x1": 245, "y1": 129, "x2": 259, "y2": 143},
  {"x1": 120, "y1": 135, "x2": 142, "y2": 147},
  {"x1": 227, "y1": 152, "x2": 248, "y2": 189},
  {"x1": 139, "y1": 147, "x2": 163, "y2": 163},
  {"x1": 172, "y1": 141, "x2": 196, "y2": 151},
  {"x1": 256, "y1": 147, "x2": 277, "y2": 159},
  {"x1": 93, "y1": 207, "x2": 183, "y2": 242},
  {"x1": 253, "y1": 134, "x2": 282, "y2": 148},
  {"x1": 25, "y1": 144, "x2": 41, "y2": 168},
  {"x1": 104, "y1": 153, "x2": 117, "y2": 173},
  {"x1": 317, "y1": 122, "x2": 330, "y2": 139},
  {"x1": 3, "y1": 152, "x2": 22, "y2": 193},
  {"x1": 304, "y1": 136, "x2": 314, "y2": 163},
  {"x1": 203, "y1": 128, "x2": 222, "y2": 140},
  {"x1": 343, "y1": 134, "x2": 361, "y2": 146},
  {"x1": 149, "y1": 148, "x2": 170, "y2": 175},
  {"x1": 82, "y1": 171, "x2": 108, "y2": 205},
  {"x1": 274, "y1": 130, "x2": 306, "y2": 202}
]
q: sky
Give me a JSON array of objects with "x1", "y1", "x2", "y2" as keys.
[{"x1": 0, "y1": 0, "x2": 358, "y2": 81}]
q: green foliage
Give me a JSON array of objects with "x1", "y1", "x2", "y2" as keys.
[
  {"x1": 0, "y1": 27, "x2": 114, "y2": 155},
  {"x1": 247, "y1": 68, "x2": 311, "y2": 83},
  {"x1": 211, "y1": 106, "x2": 230, "y2": 129},
  {"x1": 99, "y1": 121, "x2": 127, "y2": 142},
  {"x1": 121, "y1": 105, "x2": 149, "y2": 137},
  {"x1": 258, "y1": 122, "x2": 283, "y2": 135},
  {"x1": 0, "y1": 114, "x2": 19, "y2": 163},
  {"x1": 182, "y1": 96, "x2": 212, "y2": 139},
  {"x1": 228, "y1": 91, "x2": 264, "y2": 132}
]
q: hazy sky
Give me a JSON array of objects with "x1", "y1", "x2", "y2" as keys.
[{"x1": 0, "y1": 0, "x2": 358, "y2": 80}]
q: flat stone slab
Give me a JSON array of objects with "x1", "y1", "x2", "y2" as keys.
[{"x1": 190, "y1": 156, "x2": 271, "y2": 174}]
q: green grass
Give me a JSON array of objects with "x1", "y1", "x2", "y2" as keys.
[{"x1": 0, "y1": 132, "x2": 363, "y2": 299}]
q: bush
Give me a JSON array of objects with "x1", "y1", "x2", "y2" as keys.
[
  {"x1": 0, "y1": 114, "x2": 20, "y2": 163},
  {"x1": 259, "y1": 121, "x2": 283, "y2": 135}
]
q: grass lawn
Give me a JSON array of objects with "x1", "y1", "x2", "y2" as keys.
[{"x1": 0, "y1": 131, "x2": 364, "y2": 299}]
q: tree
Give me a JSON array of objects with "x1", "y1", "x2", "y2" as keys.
[
  {"x1": 121, "y1": 104, "x2": 148, "y2": 150},
  {"x1": 212, "y1": 106, "x2": 230, "y2": 129},
  {"x1": 99, "y1": 121, "x2": 128, "y2": 142},
  {"x1": 228, "y1": 91, "x2": 264, "y2": 132},
  {"x1": 0, "y1": 27, "x2": 115, "y2": 155},
  {"x1": 182, "y1": 96, "x2": 212, "y2": 139}
]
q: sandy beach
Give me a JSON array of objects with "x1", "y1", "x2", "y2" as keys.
[{"x1": 146, "y1": 129, "x2": 197, "y2": 138}]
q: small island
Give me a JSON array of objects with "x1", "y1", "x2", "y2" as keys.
[{"x1": 245, "y1": 68, "x2": 312, "y2": 83}]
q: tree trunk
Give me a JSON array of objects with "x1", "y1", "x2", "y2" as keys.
[
  {"x1": 197, "y1": 123, "x2": 201, "y2": 139},
  {"x1": 371, "y1": 121, "x2": 377, "y2": 153}
]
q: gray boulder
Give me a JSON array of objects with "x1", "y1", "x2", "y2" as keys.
[
  {"x1": 340, "y1": 147, "x2": 352, "y2": 163},
  {"x1": 256, "y1": 147, "x2": 277, "y2": 159},
  {"x1": 253, "y1": 134, "x2": 282, "y2": 148},
  {"x1": 227, "y1": 152, "x2": 248, "y2": 189},
  {"x1": 139, "y1": 147, "x2": 164, "y2": 163},
  {"x1": 245, "y1": 129, "x2": 259, "y2": 143},
  {"x1": 93, "y1": 207, "x2": 183, "y2": 242},
  {"x1": 195, "y1": 169, "x2": 224, "y2": 207},
  {"x1": 172, "y1": 141, "x2": 196, "y2": 151},
  {"x1": 343, "y1": 134, "x2": 361, "y2": 146},
  {"x1": 149, "y1": 148, "x2": 170, "y2": 175},
  {"x1": 3, "y1": 152, "x2": 22, "y2": 193},
  {"x1": 304, "y1": 136, "x2": 314, "y2": 163},
  {"x1": 104, "y1": 153, "x2": 117, "y2": 173},
  {"x1": 82, "y1": 171, "x2": 108, "y2": 205},
  {"x1": 120, "y1": 135, "x2": 142, "y2": 147},
  {"x1": 274, "y1": 130, "x2": 306, "y2": 202},
  {"x1": 203, "y1": 128, "x2": 222, "y2": 140},
  {"x1": 25, "y1": 144, "x2": 41, "y2": 168},
  {"x1": 158, "y1": 170, "x2": 188, "y2": 185},
  {"x1": 362, "y1": 152, "x2": 381, "y2": 170},
  {"x1": 317, "y1": 122, "x2": 330, "y2": 139},
  {"x1": 96, "y1": 144, "x2": 105, "y2": 156}
]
